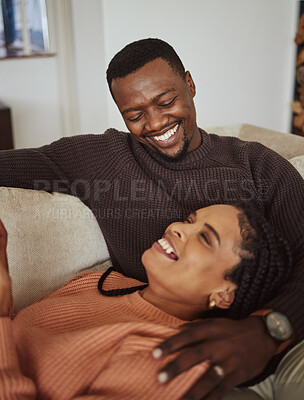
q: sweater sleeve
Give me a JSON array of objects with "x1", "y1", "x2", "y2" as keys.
[
  {"x1": 0, "y1": 318, "x2": 37, "y2": 399},
  {"x1": 249, "y1": 143, "x2": 304, "y2": 341},
  {"x1": 0, "y1": 134, "x2": 109, "y2": 195}
]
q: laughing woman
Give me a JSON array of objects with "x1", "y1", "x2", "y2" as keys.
[{"x1": 0, "y1": 204, "x2": 291, "y2": 400}]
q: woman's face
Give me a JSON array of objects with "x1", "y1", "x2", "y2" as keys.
[{"x1": 141, "y1": 205, "x2": 242, "y2": 311}]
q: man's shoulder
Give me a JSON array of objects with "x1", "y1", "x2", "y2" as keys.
[
  {"x1": 202, "y1": 129, "x2": 292, "y2": 176},
  {"x1": 40, "y1": 129, "x2": 131, "y2": 156},
  {"x1": 206, "y1": 130, "x2": 279, "y2": 158},
  {"x1": 57, "y1": 129, "x2": 129, "y2": 146}
]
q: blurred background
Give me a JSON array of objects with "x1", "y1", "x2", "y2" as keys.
[{"x1": 0, "y1": 0, "x2": 300, "y2": 148}]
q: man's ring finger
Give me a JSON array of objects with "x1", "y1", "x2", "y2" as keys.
[{"x1": 213, "y1": 365, "x2": 225, "y2": 378}]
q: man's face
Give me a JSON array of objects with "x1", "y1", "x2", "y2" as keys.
[{"x1": 111, "y1": 58, "x2": 201, "y2": 160}]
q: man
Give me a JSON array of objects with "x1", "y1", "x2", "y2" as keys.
[{"x1": 1, "y1": 38, "x2": 304, "y2": 399}]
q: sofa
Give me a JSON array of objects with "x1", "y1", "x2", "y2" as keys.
[{"x1": 1, "y1": 123, "x2": 304, "y2": 312}]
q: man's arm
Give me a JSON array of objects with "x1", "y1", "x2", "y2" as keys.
[
  {"x1": 153, "y1": 143, "x2": 304, "y2": 400},
  {"x1": 0, "y1": 147, "x2": 67, "y2": 191},
  {"x1": 0, "y1": 133, "x2": 109, "y2": 198}
]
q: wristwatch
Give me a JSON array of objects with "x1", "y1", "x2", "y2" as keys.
[
  {"x1": 250, "y1": 309, "x2": 294, "y2": 354},
  {"x1": 262, "y1": 311, "x2": 293, "y2": 343}
]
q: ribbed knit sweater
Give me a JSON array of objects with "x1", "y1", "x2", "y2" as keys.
[
  {"x1": 1, "y1": 128, "x2": 304, "y2": 353},
  {"x1": 0, "y1": 271, "x2": 210, "y2": 399}
]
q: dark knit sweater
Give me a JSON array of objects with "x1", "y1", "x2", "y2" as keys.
[{"x1": 1, "y1": 128, "x2": 304, "y2": 340}]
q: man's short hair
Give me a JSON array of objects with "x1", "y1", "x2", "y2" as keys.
[{"x1": 106, "y1": 38, "x2": 186, "y2": 98}]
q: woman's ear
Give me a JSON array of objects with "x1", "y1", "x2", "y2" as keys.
[{"x1": 209, "y1": 285, "x2": 237, "y2": 310}]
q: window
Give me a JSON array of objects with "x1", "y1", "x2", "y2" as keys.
[{"x1": 0, "y1": 0, "x2": 50, "y2": 59}]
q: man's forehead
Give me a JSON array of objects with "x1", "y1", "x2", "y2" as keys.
[
  {"x1": 112, "y1": 59, "x2": 181, "y2": 88},
  {"x1": 111, "y1": 65, "x2": 182, "y2": 106}
]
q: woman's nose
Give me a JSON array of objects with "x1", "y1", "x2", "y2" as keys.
[{"x1": 167, "y1": 221, "x2": 188, "y2": 241}]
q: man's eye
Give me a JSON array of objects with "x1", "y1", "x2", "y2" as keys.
[
  {"x1": 128, "y1": 114, "x2": 143, "y2": 122},
  {"x1": 160, "y1": 97, "x2": 177, "y2": 107}
]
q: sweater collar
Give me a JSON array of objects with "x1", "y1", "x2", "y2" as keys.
[
  {"x1": 130, "y1": 128, "x2": 211, "y2": 170},
  {"x1": 127, "y1": 291, "x2": 188, "y2": 327}
]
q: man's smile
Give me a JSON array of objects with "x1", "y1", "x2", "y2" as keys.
[{"x1": 147, "y1": 123, "x2": 181, "y2": 148}]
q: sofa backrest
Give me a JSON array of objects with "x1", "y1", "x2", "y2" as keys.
[{"x1": 209, "y1": 123, "x2": 304, "y2": 160}]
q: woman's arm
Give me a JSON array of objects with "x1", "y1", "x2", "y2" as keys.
[
  {"x1": 0, "y1": 318, "x2": 37, "y2": 399},
  {"x1": 0, "y1": 220, "x2": 37, "y2": 399}
]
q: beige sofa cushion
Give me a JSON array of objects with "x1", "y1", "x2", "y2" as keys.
[
  {"x1": 0, "y1": 187, "x2": 110, "y2": 311},
  {"x1": 289, "y1": 155, "x2": 304, "y2": 179}
]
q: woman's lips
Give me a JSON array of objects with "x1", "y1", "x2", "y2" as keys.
[{"x1": 153, "y1": 241, "x2": 177, "y2": 260}]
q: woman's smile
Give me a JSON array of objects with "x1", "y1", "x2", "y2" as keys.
[{"x1": 153, "y1": 236, "x2": 178, "y2": 261}]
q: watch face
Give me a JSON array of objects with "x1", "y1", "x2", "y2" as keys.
[{"x1": 266, "y1": 312, "x2": 293, "y2": 341}]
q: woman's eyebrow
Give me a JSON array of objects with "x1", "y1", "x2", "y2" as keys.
[{"x1": 205, "y1": 223, "x2": 221, "y2": 245}]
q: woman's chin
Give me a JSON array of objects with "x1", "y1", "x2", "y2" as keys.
[
  {"x1": 141, "y1": 246, "x2": 164, "y2": 273},
  {"x1": 141, "y1": 247, "x2": 152, "y2": 267}
]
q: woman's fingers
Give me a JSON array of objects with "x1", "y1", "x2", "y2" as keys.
[
  {"x1": 0, "y1": 219, "x2": 8, "y2": 268},
  {"x1": 0, "y1": 219, "x2": 11, "y2": 316}
]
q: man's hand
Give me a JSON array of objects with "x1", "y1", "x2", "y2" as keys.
[
  {"x1": 0, "y1": 219, "x2": 12, "y2": 317},
  {"x1": 153, "y1": 317, "x2": 278, "y2": 400}
]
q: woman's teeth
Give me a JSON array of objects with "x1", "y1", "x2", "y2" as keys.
[
  {"x1": 153, "y1": 124, "x2": 178, "y2": 142},
  {"x1": 158, "y1": 238, "x2": 178, "y2": 260}
]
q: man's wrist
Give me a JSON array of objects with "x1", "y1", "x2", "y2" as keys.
[
  {"x1": 250, "y1": 309, "x2": 296, "y2": 355},
  {"x1": 249, "y1": 313, "x2": 279, "y2": 356}
]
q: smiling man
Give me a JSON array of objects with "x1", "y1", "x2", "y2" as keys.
[
  {"x1": 0, "y1": 38, "x2": 303, "y2": 400},
  {"x1": 110, "y1": 57, "x2": 201, "y2": 160}
]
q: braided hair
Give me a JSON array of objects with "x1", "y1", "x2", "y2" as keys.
[
  {"x1": 221, "y1": 203, "x2": 292, "y2": 319},
  {"x1": 99, "y1": 203, "x2": 292, "y2": 320}
]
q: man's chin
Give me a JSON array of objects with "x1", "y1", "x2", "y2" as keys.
[{"x1": 153, "y1": 139, "x2": 191, "y2": 162}]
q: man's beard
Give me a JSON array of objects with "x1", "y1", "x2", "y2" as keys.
[{"x1": 152, "y1": 129, "x2": 191, "y2": 162}]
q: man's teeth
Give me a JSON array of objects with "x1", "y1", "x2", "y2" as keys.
[
  {"x1": 158, "y1": 238, "x2": 176, "y2": 255},
  {"x1": 153, "y1": 124, "x2": 178, "y2": 142}
]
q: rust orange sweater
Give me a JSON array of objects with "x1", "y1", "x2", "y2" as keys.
[{"x1": 0, "y1": 271, "x2": 209, "y2": 399}]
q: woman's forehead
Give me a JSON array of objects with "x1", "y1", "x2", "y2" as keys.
[{"x1": 196, "y1": 204, "x2": 238, "y2": 218}]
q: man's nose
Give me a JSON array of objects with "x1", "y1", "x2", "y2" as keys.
[{"x1": 144, "y1": 109, "x2": 169, "y2": 133}]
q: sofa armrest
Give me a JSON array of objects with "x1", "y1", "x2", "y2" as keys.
[{"x1": 0, "y1": 187, "x2": 109, "y2": 311}]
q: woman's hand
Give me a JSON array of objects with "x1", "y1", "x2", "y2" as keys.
[
  {"x1": 0, "y1": 219, "x2": 12, "y2": 317},
  {"x1": 153, "y1": 317, "x2": 278, "y2": 400}
]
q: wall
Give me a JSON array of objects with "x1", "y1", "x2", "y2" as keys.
[
  {"x1": 103, "y1": 0, "x2": 299, "y2": 133},
  {"x1": 0, "y1": 53, "x2": 62, "y2": 149},
  {"x1": 0, "y1": 0, "x2": 64, "y2": 148},
  {"x1": 70, "y1": 0, "x2": 108, "y2": 134},
  {"x1": 0, "y1": 0, "x2": 300, "y2": 149}
]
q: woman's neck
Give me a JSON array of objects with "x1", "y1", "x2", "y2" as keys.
[{"x1": 139, "y1": 287, "x2": 206, "y2": 321}]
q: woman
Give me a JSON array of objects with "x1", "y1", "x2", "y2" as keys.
[{"x1": 0, "y1": 204, "x2": 291, "y2": 399}]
